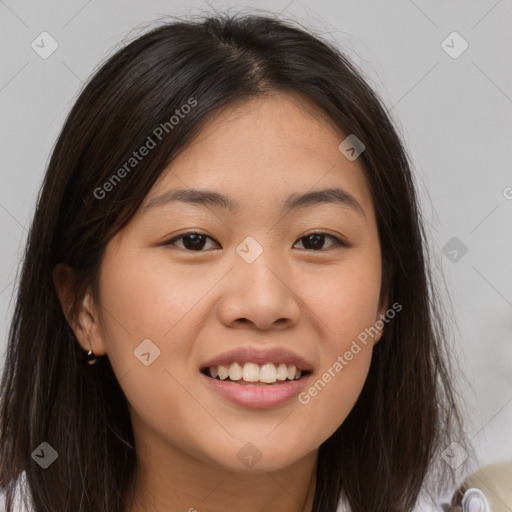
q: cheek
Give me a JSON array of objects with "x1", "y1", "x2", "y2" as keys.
[
  {"x1": 307, "y1": 256, "x2": 382, "y2": 345},
  {"x1": 93, "y1": 256, "x2": 188, "y2": 405},
  {"x1": 95, "y1": 252, "x2": 219, "y2": 458},
  {"x1": 293, "y1": 258, "x2": 380, "y2": 436},
  {"x1": 97, "y1": 246, "x2": 213, "y2": 350},
  {"x1": 295, "y1": 333, "x2": 373, "y2": 445}
]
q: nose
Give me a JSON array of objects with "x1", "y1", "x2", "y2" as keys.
[{"x1": 216, "y1": 249, "x2": 301, "y2": 331}]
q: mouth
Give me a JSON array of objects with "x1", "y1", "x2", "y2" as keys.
[
  {"x1": 199, "y1": 347, "x2": 314, "y2": 408},
  {"x1": 200, "y1": 362, "x2": 311, "y2": 386}
]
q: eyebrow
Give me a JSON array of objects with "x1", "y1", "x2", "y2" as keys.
[{"x1": 143, "y1": 186, "x2": 365, "y2": 218}]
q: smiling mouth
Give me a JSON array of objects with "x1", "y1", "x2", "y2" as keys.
[{"x1": 200, "y1": 362, "x2": 311, "y2": 385}]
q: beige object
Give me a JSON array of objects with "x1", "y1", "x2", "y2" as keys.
[{"x1": 450, "y1": 461, "x2": 512, "y2": 512}]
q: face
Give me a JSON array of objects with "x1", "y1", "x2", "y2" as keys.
[{"x1": 66, "y1": 92, "x2": 387, "y2": 474}]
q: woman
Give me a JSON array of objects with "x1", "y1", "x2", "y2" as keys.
[{"x1": 0, "y1": 12, "x2": 474, "y2": 512}]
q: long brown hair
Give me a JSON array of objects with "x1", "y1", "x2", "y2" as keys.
[{"x1": 0, "y1": 11, "x2": 471, "y2": 512}]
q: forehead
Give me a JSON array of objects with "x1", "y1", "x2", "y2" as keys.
[{"x1": 145, "y1": 92, "x2": 375, "y2": 219}]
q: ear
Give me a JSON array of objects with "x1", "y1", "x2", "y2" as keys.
[
  {"x1": 373, "y1": 293, "x2": 389, "y2": 345},
  {"x1": 52, "y1": 263, "x2": 107, "y2": 356}
]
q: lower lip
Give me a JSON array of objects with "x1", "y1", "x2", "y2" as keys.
[{"x1": 199, "y1": 373, "x2": 311, "y2": 409}]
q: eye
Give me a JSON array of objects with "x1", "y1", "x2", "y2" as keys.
[
  {"x1": 164, "y1": 231, "x2": 220, "y2": 251},
  {"x1": 292, "y1": 232, "x2": 346, "y2": 251},
  {"x1": 162, "y1": 230, "x2": 346, "y2": 252}
]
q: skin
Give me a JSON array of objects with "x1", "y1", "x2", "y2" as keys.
[{"x1": 54, "y1": 92, "x2": 388, "y2": 512}]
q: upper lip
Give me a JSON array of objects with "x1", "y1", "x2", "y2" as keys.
[{"x1": 200, "y1": 346, "x2": 314, "y2": 373}]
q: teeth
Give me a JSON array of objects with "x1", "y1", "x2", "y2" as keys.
[
  {"x1": 276, "y1": 363, "x2": 288, "y2": 381},
  {"x1": 207, "y1": 362, "x2": 306, "y2": 383},
  {"x1": 260, "y1": 363, "x2": 277, "y2": 383},
  {"x1": 218, "y1": 365, "x2": 229, "y2": 380},
  {"x1": 228, "y1": 362, "x2": 243, "y2": 381},
  {"x1": 242, "y1": 362, "x2": 260, "y2": 382}
]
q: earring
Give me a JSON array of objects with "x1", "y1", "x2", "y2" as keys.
[{"x1": 86, "y1": 350, "x2": 97, "y2": 365}]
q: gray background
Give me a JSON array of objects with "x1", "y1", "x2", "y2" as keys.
[{"x1": 1, "y1": 0, "x2": 511, "y2": 470}]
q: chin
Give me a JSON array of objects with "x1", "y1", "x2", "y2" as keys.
[{"x1": 196, "y1": 435, "x2": 315, "y2": 474}]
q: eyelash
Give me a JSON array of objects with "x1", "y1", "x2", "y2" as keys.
[{"x1": 162, "y1": 230, "x2": 347, "y2": 252}]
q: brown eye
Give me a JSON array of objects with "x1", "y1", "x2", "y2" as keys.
[
  {"x1": 164, "y1": 232, "x2": 220, "y2": 251},
  {"x1": 162, "y1": 230, "x2": 346, "y2": 252},
  {"x1": 293, "y1": 233, "x2": 346, "y2": 251}
]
